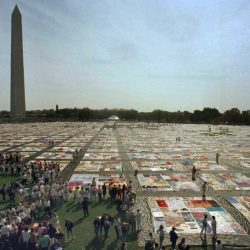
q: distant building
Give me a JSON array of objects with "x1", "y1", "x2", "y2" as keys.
[{"x1": 56, "y1": 104, "x2": 59, "y2": 112}]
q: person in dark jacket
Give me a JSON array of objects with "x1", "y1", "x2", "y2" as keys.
[
  {"x1": 48, "y1": 224, "x2": 57, "y2": 241},
  {"x1": 169, "y1": 226, "x2": 178, "y2": 250},
  {"x1": 93, "y1": 217, "x2": 101, "y2": 236},
  {"x1": 102, "y1": 183, "x2": 107, "y2": 199},
  {"x1": 82, "y1": 197, "x2": 89, "y2": 217}
]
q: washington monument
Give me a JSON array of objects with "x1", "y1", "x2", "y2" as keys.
[{"x1": 10, "y1": 5, "x2": 26, "y2": 119}]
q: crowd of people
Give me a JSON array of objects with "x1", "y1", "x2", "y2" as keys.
[
  {"x1": 0, "y1": 150, "x2": 227, "y2": 250},
  {"x1": 0, "y1": 153, "x2": 69, "y2": 250},
  {"x1": 0, "y1": 151, "x2": 140, "y2": 250}
]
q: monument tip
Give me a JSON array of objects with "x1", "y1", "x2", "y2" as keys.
[{"x1": 12, "y1": 5, "x2": 21, "y2": 15}]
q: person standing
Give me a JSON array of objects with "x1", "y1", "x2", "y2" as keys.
[
  {"x1": 93, "y1": 217, "x2": 101, "y2": 236},
  {"x1": 121, "y1": 221, "x2": 129, "y2": 243},
  {"x1": 136, "y1": 209, "x2": 142, "y2": 231},
  {"x1": 97, "y1": 185, "x2": 102, "y2": 201},
  {"x1": 192, "y1": 165, "x2": 197, "y2": 181},
  {"x1": 100, "y1": 214, "x2": 105, "y2": 235},
  {"x1": 215, "y1": 240, "x2": 222, "y2": 250},
  {"x1": 65, "y1": 219, "x2": 75, "y2": 241},
  {"x1": 114, "y1": 216, "x2": 122, "y2": 240},
  {"x1": 82, "y1": 197, "x2": 89, "y2": 217},
  {"x1": 102, "y1": 183, "x2": 107, "y2": 199},
  {"x1": 39, "y1": 231, "x2": 51, "y2": 250},
  {"x1": 216, "y1": 153, "x2": 220, "y2": 164},
  {"x1": 108, "y1": 183, "x2": 113, "y2": 200},
  {"x1": 157, "y1": 225, "x2": 165, "y2": 249},
  {"x1": 29, "y1": 228, "x2": 37, "y2": 250},
  {"x1": 200, "y1": 214, "x2": 208, "y2": 237},
  {"x1": 48, "y1": 224, "x2": 57, "y2": 244},
  {"x1": 169, "y1": 226, "x2": 178, "y2": 250},
  {"x1": 211, "y1": 216, "x2": 217, "y2": 238},
  {"x1": 50, "y1": 239, "x2": 62, "y2": 250},
  {"x1": 103, "y1": 216, "x2": 110, "y2": 238},
  {"x1": 1, "y1": 184, "x2": 6, "y2": 202},
  {"x1": 202, "y1": 182, "x2": 207, "y2": 198},
  {"x1": 130, "y1": 210, "x2": 136, "y2": 232},
  {"x1": 22, "y1": 227, "x2": 30, "y2": 249}
]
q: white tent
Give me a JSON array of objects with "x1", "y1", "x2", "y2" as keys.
[{"x1": 107, "y1": 115, "x2": 120, "y2": 120}]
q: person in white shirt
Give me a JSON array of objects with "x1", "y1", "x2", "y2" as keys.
[
  {"x1": 15, "y1": 215, "x2": 21, "y2": 225},
  {"x1": 22, "y1": 227, "x2": 30, "y2": 249},
  {"x1": 0, "y1": 222, "x2": 10, "y2": 237},
  {"x1": 0, "y1": 216, "x2": 6, "y2": 227},
  {"x1": 19, "y1": 210, "x2": 26, "y2": 220}
]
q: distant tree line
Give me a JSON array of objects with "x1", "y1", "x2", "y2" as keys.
[{"x1": 0, "y1": 107, "x2": 250, "y2": 125}]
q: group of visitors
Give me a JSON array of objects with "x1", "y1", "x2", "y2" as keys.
[
  {"x1": 0, "y1": 158, "x2": 67, "y2": 250},
  {"x1": 0, "y1": 148, "x2": 226, "y2": 250},
  {"x1": 151, "y1": 219, "x2": 222, "y2": 250},
  {"x1": 88, "y1": 179, "x2": 139, "y2": 242},
  {"x1": 0, "y1": 153, "x2": 136, "y2": 250}
]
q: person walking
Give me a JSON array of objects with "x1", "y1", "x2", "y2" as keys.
[
  {"x1": 169, "y1": 226, "x2": 178, "y2": 250},
  {"x1": 200, "y1": 214, "x2": 208, "y2": 237},
  {"x1": 82, "y1": 197, "x2": 89, "y2": 217},
  {"x1": 157, "y1": 225, "x2": 165, "y2": 249},
  {"x1": 211, "y1": 216, "x2": 217, "y2": 238}
]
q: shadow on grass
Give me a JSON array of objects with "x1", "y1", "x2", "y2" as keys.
[
  {"x1": 65, "y1": 204, "x2": 81, "y2": 212},
  {"x1": 74, "y1": 215, "x2": 87, "y2": 226},
  {"x1": 64, "y1": 238, "x2": 75, "y2": 248},
  {"x1": 85, "y1": 235, "x2": 106, "y2": 250},
  {"x1": 106, "y1": 239, "x2": 120, "y2": 250},
  {"x1": 90, "y1": 201, "x2": 103, "y2": 208}
]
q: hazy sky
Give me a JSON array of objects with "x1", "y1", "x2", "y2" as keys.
[{"x1": 0, "y1": 0, "x2": 250, "y2": 112}]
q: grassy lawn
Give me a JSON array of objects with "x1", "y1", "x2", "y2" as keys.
[
  {"x1": 0, "y1": 177, "x2": 213, "y2": 250},
  {"x1": 56, "y1": 199, "x2": 140, "y2": 250},
  {"x1": 0, "y1": 175, "x2": 19, "y2": 185},
  {"x1": 56, "y1": 199, "x2": 212, "y2": 250}
]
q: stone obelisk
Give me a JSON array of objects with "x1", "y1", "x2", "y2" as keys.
[{"x1": 10, "y1": 5, "x2": 26, "y2": 119}]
